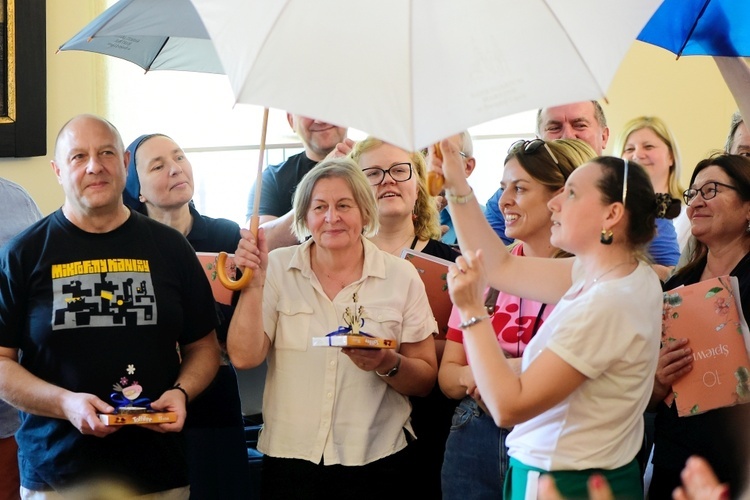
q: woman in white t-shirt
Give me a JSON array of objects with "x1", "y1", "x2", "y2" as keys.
[
  {"x1": 438, "y1": 138, "x2": 595, "y2": 499},
  {"x1": 432, "y1": 147, "x2": 666, "y2": 499}
]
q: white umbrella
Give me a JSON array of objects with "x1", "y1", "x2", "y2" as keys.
[
  {"x1": 58, "y1": 0, "x2": 222, "y2": 73},
  {"x1": 190, "y1": 0, "x2": 664, "y2": 152}
]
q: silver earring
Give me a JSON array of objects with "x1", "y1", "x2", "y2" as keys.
[{"x1": 746, "y1": 220, "x2": 750, "y2": 233}]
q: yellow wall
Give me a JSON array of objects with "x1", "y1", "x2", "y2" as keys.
[
  {"x1": 0, "y1": 3, "x2": 739, "y2": 215},
  {"x1": 604, "y1": 43, "x2": 738, "y2": 188},
  {"x1": 0, "y1": 1, "x2": 106, "y2": 215}
]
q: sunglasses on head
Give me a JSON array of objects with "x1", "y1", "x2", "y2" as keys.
[{"x1": 508, "y1": 139, "x2": 559, "y2": 166}]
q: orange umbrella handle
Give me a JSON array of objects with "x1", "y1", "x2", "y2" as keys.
[
  {"x1": 216, "y1": 107, "x2": 269, "y2": 291},
  {"x1": 217, "y1": 214, "x2": 260, "y2": 290},
  {"x1": 427, "y1": 142, "x2": 445, "y2": 196}
]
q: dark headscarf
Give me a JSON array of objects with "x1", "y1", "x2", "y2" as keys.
[{"x1": 123, "y1": 133, "x2": 163, "y2": 211}]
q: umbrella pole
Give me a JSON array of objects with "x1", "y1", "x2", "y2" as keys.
[{"x1": 217, "y1": 107, "x2": 269, "y2": 290}]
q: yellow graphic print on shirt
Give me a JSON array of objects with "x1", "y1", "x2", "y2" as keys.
[{"x1": 51, "y1": 258, "x2": 156, "y2": 330}]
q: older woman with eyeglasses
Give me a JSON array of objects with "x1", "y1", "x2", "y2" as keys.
[
  {"x1": 439, "y1": 138, "x2": 595, "y2": 499},
  {"x1": 648, "y1": 154, "x2": 750, "y2": 499},
  {"x1": 432, "y1": 139, "x2": 669, "y2": 498},
  {"x1": 349, "y1": 137, "x2": 458, "y2": 499}
]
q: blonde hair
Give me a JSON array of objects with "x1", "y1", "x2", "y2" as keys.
[
  {"x1": 349, "y1": 137, "x2": 441, "y2": 240},
  {"x1": 613, "y1": 116, "x2": 683, "y2": 200},
  {"x1": 291, "y1": 158, "x2": 380, "y2": 240}
]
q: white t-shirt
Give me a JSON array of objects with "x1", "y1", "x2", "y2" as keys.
[{"x1": 506, "y1": 260, "x2": 661, "y2": 471}]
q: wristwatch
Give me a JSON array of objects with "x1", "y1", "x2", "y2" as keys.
[{"x1": 376, "y1": 354, "x2": 401, "y2": 378}]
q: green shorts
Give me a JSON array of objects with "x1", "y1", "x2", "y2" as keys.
[{"x1": 504, "y1": 456, "x2": 642, "y2": 500}]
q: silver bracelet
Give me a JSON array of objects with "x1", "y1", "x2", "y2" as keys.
[
  {"x1": 445, "y1": 187, "x2": 475, "y2": 205},
  {"x1": 458, "y1": 314, "x2": 490, "y2": 329}
]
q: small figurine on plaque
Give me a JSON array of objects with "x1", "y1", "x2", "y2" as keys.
[
  {"x1": 99, "y1": 364, "x2": 177, "y2": 426},
  {"x1": 312, "y1": 293, "x2": 397, "y2": 349}
]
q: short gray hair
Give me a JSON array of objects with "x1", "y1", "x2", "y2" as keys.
[
  {"x1": 459, "y1": 130, "x2": 474, "y2": 157},
  {"x1": 725, "y1": 110, "x2": 744, "y2": 153},
  {"x1": 291, "y1": 157, "x2": 379, "y2": 240},
  {"x1": 535, "y1": 100, "x2": 607, "y2": 136}
]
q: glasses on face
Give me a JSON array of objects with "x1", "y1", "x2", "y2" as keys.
[
  {"x1": 508, "y1": 139, "x2": 559, "y2": 166},
  {"x1": 682, "y1": 181, "x2": 738, "y2": 206},
  {"x1": 362, "y1": 162, "x2": 413, "y2": 186}
]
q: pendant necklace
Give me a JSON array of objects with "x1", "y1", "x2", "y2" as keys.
[
  {"x1": 384, "y1": 233, "x2": 416, "y2": 256},
  {"x1": 325, "y1": 273, "x2": 348, "y2": 289},
  {"x1": 591, "y1": 261, "x2": 635, "y2": 286}
]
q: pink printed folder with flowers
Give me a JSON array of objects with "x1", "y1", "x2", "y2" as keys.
[
  {"x1": 662, "y1": 275, "x2": 750, "y2": 417},
  {"x1": 196, "y1": 252, "x2": 236, "y2": 306}
]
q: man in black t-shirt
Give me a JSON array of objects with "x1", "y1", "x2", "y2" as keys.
[
  {"x1": 0, "y1": 114, "x2": 220, "y2": 498},
  {"x1": 246, "y1": 113, "x2": 347, "y2": 249}
]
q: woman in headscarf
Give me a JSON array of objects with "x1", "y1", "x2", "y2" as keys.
[{"x1": 124, "y1": 134, "x2": 250, "y2": 499}]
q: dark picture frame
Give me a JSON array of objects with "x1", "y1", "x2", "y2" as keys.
[{"x1": 0, "y1": 0, "x2": 46, "y2": 157}]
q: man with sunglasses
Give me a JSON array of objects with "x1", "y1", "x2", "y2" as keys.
[{"x1": 483, "y1": 101, "x2": 610, "y2": 245}]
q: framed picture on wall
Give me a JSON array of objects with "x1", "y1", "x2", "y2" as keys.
[{"x1": 0, "y1": 0, "x2": 46, "y2": 157}]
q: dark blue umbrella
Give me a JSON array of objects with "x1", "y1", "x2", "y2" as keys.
[
  {"x1": 58, "y1": 0, "x2": 223, "y2": 73},
  {"x1": 637, "y1": 0, "x2": 750, "y2": 58}
]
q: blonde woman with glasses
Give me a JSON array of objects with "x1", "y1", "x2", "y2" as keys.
[
  {"x1": 349, "y1": 137, "x2": 458, "y2": 499},
  {"x1": 432, "y1": 142, "x2": 669, "y2": 498}
]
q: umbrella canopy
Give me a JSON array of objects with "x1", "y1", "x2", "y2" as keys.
[
  {"x1": 58, "y1": 0, "x2": 222, "y2": 73},
  {"x1": 189, "y1": 0, "x2": 662, "y2": 152},
  {"x1": 637, "y1": 0, "x2": 750, "y2": 58}
]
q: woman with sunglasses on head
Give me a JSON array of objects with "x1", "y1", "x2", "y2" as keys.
[
  {"x1": 614, "y1": 116, "x2": 685, "y2": 279},
  {"x1": 649, "y1": 154, "x2": 750, "y2": 499},
  {"x1": 439, "y1": 138, "x2": 595, "y2": 499},
  {"x1": 431, "y1": 141, "x2": 671, "y2": 498},
  {"x1": 349, "y1": 137, "x2": 458, "y2": 499}
]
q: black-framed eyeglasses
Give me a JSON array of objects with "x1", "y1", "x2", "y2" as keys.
[
  {"x1": 508, "y1": 139, "x2": 559, "y2": 166},
  {"x1": 682, "y1": 181, "x2": 738, "y2": 206},
  {"x1": 362, "y1": 162, "x2": 413, "y2": 186}
]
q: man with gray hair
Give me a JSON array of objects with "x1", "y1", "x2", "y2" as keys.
[
  {"x1": 716, "y1": 57, "x2": 750, "y2": 157},
  {"x1": 439, "y1": 131, "x2": 478, "y2": 246},
  {"x1": 725, "y1": 110, "x2": 750, "y2": 156},
  {"x1": 0, "y1": 114, "x2": 220, "y2": 499},
  {"x1": 483, "y1": 100, "x2": 609, "y2": 245}
]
